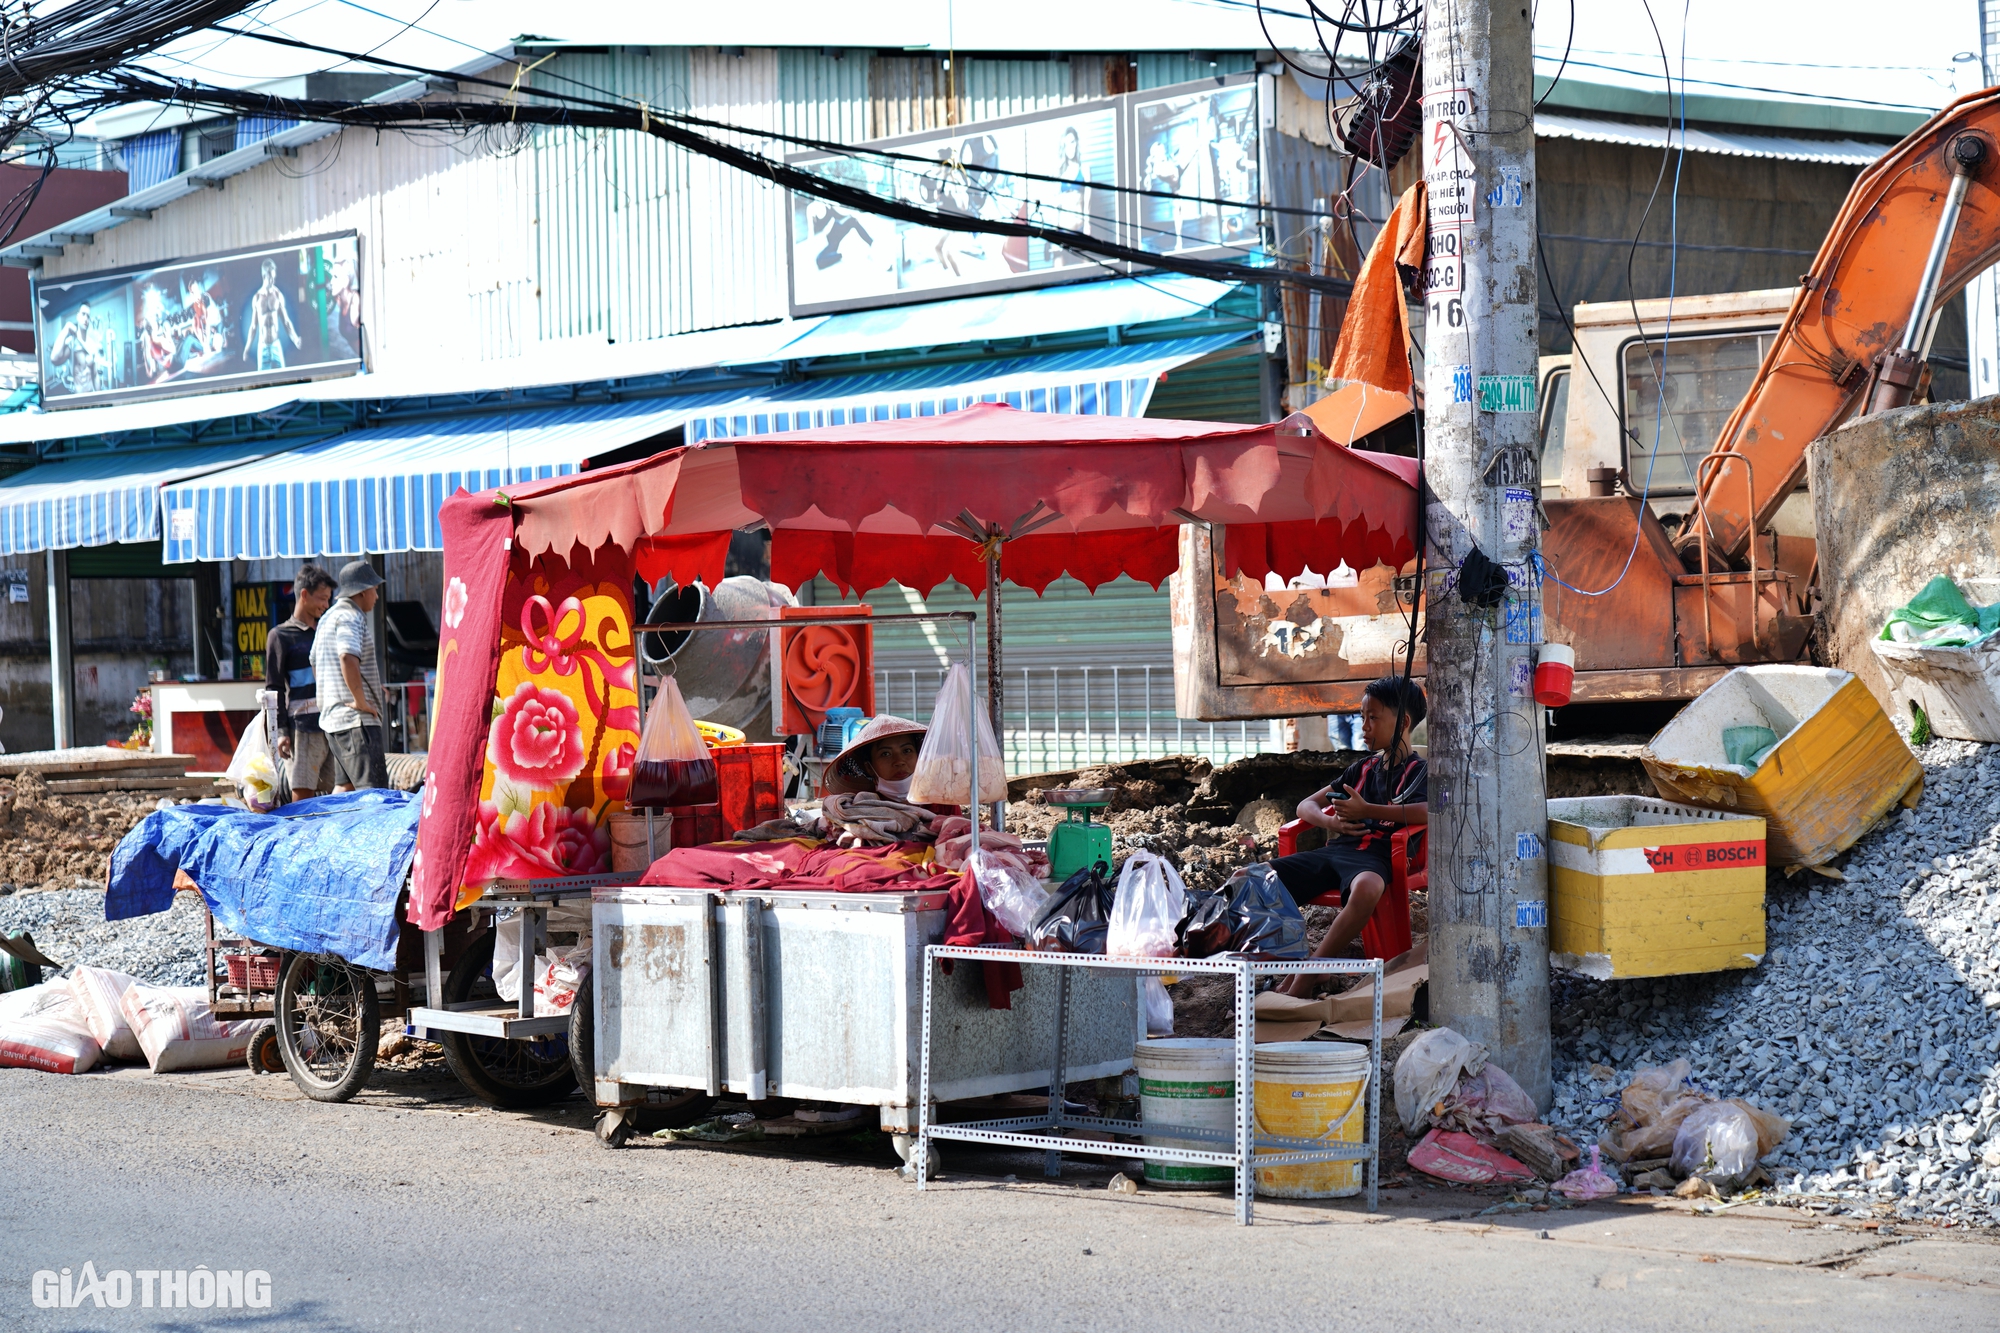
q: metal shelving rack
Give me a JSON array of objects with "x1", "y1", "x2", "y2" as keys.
[{"x1": 917, "y1": 948, "x2": 1384, "y2": 1226}]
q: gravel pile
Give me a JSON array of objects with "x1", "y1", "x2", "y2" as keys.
[
  {"x1": 0, "y1": 886, "x2": 207, "y2": 986},
  {"x1": 1548, "y1": 737, "x2": 2000, "y2": 1225}
]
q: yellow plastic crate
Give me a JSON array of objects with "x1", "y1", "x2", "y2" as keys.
[
  {"x1": 1640, "y1": 665, "x2": 1923, "y2": 869},
  {"x1": 1548, "y1": 796, "x2": 1767, "y2": 981}
]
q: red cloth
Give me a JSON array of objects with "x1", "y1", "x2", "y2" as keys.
[
  {"x1": 944, "y1": 865, "x2": 1023, "y2": 1011},
  {"x1": 773, "y1": 527, "x2": 1180, "y2": 597},
  {"x1": 637, "y1": 840, "x2": 958, "y2": 895},
  {"x1": 1326, "y1": 181, "x2": 1427, "y2": 397},
  {"x1": 634, "y1": 531, "x2": 731, "y2": 589},
  {"x1": 410, "y1": 490, "x2": 516, "y2": 929},
  {"x1": 734, "y1": 402, "x2": 1282, "y2": 533}
]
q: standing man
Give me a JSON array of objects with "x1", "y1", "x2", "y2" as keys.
[
  {"x1": 264, "y1": 564, "x2": 337, "y2": 799},
  {"x1": 244, "y1": 258, "x2": 301, "y2": 371},
  {"x1": 312, "y1": 560, "x2": 389, "y2": 791}
]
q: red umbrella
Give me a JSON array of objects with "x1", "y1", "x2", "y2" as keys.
[{"x1": 413, "y1": 403, "x2": 1418, "y2": 927}]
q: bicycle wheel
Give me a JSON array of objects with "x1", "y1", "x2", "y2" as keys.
[
  {"x1": 437, "y1": 928, "x2": 577, "y2": 1108},
  {"x1": 275, "y1": 952, "x2": 379, "y2": 1103}
]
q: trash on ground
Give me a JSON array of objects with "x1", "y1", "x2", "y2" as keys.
[
  {"x1": 1393, "y1": 1026, "x2": 1487, "y2": 1135},
  {"x1": 1551, "y1": 1145, "x2": 1621, "y2": 1201},
  {"x1": 1408, "y1": 1128, "x2": 1538, "y2": 1185}
]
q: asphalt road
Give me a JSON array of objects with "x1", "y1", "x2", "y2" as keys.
[{"x1": 4, "y1": 1062, "x2": 1999, "y2": 1333}]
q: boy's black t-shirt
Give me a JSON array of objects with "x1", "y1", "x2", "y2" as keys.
[{"x1": 1323, "y1": 752, "x2": 1428, "y2": 855}]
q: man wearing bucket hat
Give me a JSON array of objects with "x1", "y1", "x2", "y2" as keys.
[
  {"x1": 826, "y1": 715, "x2": 928, "y2": 800},
  {"x1": 310, "y1": 560, "x2": 389, "y2": 791}
]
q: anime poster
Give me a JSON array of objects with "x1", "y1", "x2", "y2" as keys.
[
  {"x1": 1132, "y1": 82, "x2": 1260, "y2": 256},
  {"x1": 789, "y1": 103, "x2": 1120, "y2": 315},
  {"x1": 35, "y1": 231, "x2": 362, "y2": 409}
]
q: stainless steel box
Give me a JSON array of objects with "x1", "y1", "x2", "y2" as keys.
[{"x1": 593, "y1": 886, "x2": 1139, "y2": 1129}]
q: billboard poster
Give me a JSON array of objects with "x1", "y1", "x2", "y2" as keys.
[
  {"x1": 785, "y1": 74, "x2": 1261, "y2": 316},
  {"x1": 789, "y1": 103, "x2": 1121, "y2": 316},
  {"x1": 1132, "y1": 81, "x2": 1261, "y2": 257},
  {"x1": 35, "y1": 231, "x2": 362, "y2": 409}
]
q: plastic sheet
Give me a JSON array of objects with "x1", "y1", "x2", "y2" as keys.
[
  {"x1": 105, "y1": 789, "x2": 420, "y2": 972},
  {"x1": 1394, "y1": 1027, "x2": 1488, "y2": 1135}
]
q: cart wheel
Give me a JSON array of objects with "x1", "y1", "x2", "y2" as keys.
[
  {"x1": 567, "y1": 979, "x2": 594, "y2": 1096},
  {"x1": 437, "y1": 929, "x2": 578, "y2": 1109},
  {"x1": 244, "y1": 1021, "x2": 283, "y2": 1076},
  {"x1": 595, "y1": 1107, "x2": 634, "y2": 1149},
  {"x1": 891, "y1": 1133, "x2": 942, "y2": 1180},
  {"x1": 275, "y1": 952, "x2": 379, "y2": 1103}
]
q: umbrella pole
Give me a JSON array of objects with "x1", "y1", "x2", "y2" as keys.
[{"x1": 985, "y1": 550, "x2": 1005, "y2": 832}]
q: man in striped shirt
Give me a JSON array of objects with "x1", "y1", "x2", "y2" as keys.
[{"x1": 312, "y1": 560, "x2": 389, "y2": 791}]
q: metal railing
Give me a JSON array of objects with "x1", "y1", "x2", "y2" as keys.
[{"x1": 873, "y1": 664, "x2": 1282, "y2": 774}]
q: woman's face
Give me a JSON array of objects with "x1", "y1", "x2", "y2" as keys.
[{"x1": 867, "y1": 735, "x2": 921, "y2": 783}]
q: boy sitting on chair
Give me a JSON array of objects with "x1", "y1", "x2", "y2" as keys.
[{"x1": 1272, "y1": 675, "x2": 1427, "y2": 998}]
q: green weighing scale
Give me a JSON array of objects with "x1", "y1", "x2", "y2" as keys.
[{"x1": 1045, "y1": 787, "x2": 1117, "y2": 880}]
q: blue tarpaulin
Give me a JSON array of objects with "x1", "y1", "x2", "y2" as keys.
[{"x1": 106, "y1": 790, "x2": 420, "y2": 971}]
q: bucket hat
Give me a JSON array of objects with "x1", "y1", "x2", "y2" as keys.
[
  {"x1": 335, "y1": 559, "x2": 385, "y2": 599},
  {"x1": 826, "y1": 715, "x2": 927, "y2": 795}
]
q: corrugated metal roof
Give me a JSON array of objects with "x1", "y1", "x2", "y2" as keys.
[
  {"x1": 1534, "y1": 112, "x2": 1886, "y2": 166},
  {"x1": 0, "y1": 438, "x2": 293, "y2": 555}
]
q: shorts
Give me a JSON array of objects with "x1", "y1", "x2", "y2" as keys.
[
  {"x1": 325, "y1": 724, "x2": 389, "y2": 790},
  {"x1": 1269, "y1": 840, "x2": 1392, "y2": 910},
  {"x1": 284, "y1": 719, "x2": 336, "y2": 793}
]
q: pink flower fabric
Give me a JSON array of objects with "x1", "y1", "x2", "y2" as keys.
[
  {"x1": 463, "y1": 800, "x2": 609, "y2": 884},
  {"x1": 443, "y1": 576, "x2": 468, "y2": 630},
  {"x1": 487, "y1": 682, "x2": 586, "y2": 791}
]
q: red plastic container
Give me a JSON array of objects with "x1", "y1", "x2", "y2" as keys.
[
  {"x1": 225, "y1": 952, "x2": 281, "y2": 991},
  {"x1": 666, "y1": 804, "x2": 727, "y2": 849},
  {"x1": 1534, "y1": 644, "x2": 1576, "y2": 707},
  {"x1": 714, "y1": 743, "x2": 785, "y2": 835}
]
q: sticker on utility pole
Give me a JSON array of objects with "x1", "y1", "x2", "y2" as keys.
[
  {"x1": 1508, "y1": 656, "x2": 1532, "y2": 697},
  {"x1": 1504, "y1": 598, "x2": 1543, "y2": 645},
  {"x1": 1503, "y1": 487, "x2": 1536, "y2": 545},
  {"x1": 1424, "y1": 88, "x2": 1478, "y2": 228},
  {"x1": 1477, "y1": 374, "x2": 1537, "y2": 413},
  {"x1": 1425, "y1": 226, "x2": 1464, "y2": 296},
  {"x1": 1449, "y1": 364, "x2": 1473, "y2": 404},
  {"x1": 1515, "y1": 831, "x2": 1543, "y2": 860},
  {"x1": 1485, "y1": 165, "x2": 1524, "y2": 209},
  {"x1": 1514, "y1": 900, "x2": 1548, "y2": 929}
]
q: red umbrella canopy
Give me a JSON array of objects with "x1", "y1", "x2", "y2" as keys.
[{"x1": 509, "y1": 402, "x2": 1420, "y2": 595}]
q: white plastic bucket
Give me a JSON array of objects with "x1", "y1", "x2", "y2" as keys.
[
  {"x1": 1135, "y1": 1038, "x2": 1236, "y2": 1189},
  {"x1": 1253, "y1": 1040, "x2": 1372, "y2": 1199}
]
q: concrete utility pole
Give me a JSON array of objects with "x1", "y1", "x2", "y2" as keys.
[{"x1": 1420, "y1": 0, "x2": 1551, "y2": 1107}]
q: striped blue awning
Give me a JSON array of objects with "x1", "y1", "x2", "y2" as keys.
[
  {"x1": 0, "y1": 439, "x2": 294, "y2": 556},
  {"x1": 161, "y1": 394, "x2": 746, "y2": 563},
  {"x1": 685, "y1": 334, "x2": 1245, "y2": 443}
]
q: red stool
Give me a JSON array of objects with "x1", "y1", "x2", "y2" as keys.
[{"x1": 1275, "y1": 821, "x2": 1426, "y2": 961}]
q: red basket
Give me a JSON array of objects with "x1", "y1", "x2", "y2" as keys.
[{"x1": 225, "y1": 952, "x2": 281, "y2": 991}]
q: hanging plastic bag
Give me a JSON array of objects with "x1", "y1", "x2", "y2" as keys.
[
  {"x1": 1107, "y1": 851, "x2": 1187, "y2": 958},
  {"x1": 628, "y1": 676, "x2": 717, "y2": 809},
  {"x1": 1670, "y1": 1100, "x2": 1764, "y2": 1183},
  {"x1": 1028, "y1": 861, "x2": 1114, "y2": 953},
  {"x1": 971, "y1": 851, "x2": 1049, "y2": 939},
  {"x1": 1141, "y1": 977, "x2": 1174, "y2": 1035},
  {"x1": 223, "y1": 710, "x2": 280, "y2": 812},
  {"x1": 907, "y1": 662, "x2": 1007, "y2": 805}
]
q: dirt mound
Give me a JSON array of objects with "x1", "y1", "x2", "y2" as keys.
[{"x1": 0, "y1": 774, "x2": 161, "y2": 893}]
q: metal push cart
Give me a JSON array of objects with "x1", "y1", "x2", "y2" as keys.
[{"x1": 581, "y1": 610, "x2": 1146, "y2": 1156}]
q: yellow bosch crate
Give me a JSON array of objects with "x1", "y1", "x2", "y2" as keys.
[{"x1": 1547, "y1": 795, "x2": 1767, "y2": 981}]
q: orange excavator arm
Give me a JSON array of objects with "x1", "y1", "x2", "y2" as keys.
[{"x1": 1690, "y1": 88, "x2": 2000, "y2": 563}]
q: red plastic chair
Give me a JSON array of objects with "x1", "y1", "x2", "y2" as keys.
[{"x1": 1275, "y1": 819, "x2": 1426, "y2": 961}]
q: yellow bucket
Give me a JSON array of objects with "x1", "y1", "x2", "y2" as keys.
[{"x1": 1253, "y1": 1041, "x2": 1371, "y2": 1199}]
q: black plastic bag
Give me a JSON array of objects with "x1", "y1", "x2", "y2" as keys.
[
  {"x1": 1028, "y1": 860, "x2": 1114, "y2": 953},
  {"x1": 1175, "y1": 863, "x2": 1307, "y2": 959}
]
